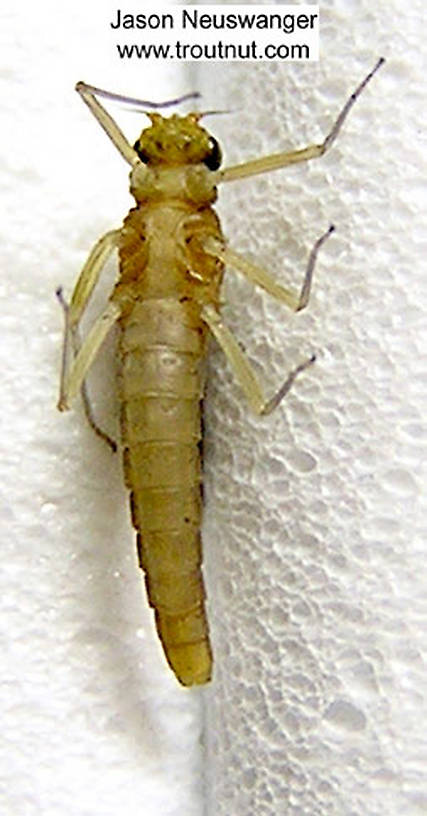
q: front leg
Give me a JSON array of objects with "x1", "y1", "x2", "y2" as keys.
[
  {"x1": 76, "y1": 82, "x2": 140, "y2": 167},
  {"x1": 217, "y1": 58, "x2": 384, "y2": 184}
]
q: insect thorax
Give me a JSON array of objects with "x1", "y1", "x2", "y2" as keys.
[{"x1": 129, "y1": 163, "x2": 218, "y2": 206}]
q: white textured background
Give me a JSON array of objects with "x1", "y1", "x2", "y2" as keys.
[{"x1": 1, "y1": 2, "x2": 426, "y2": 816}]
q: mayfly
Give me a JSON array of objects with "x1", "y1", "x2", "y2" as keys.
[{"x1": 58, "y1": 59, "x2": 384, "y2": 686}]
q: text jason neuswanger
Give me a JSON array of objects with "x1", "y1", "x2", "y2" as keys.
[{"x1": 110, "y1": 9, "x2": 319, "y2": 34}]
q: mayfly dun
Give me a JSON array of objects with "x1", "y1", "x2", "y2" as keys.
[{"x1": 57, "y1": 59, "x2": 384, "y2": 686}]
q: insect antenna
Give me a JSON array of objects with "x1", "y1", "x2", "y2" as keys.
[
  {"x1": 78, "y1": 83, "x2": 201, "y2": 111},
  {"x1": 198, "y1": 109, "x2": 235, "y2": 118}
]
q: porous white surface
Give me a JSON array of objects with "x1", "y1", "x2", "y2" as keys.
[
  {"x1": 1, "y1": 1, "x2": 426, "y2": 816},
  {"x1": 199, "y1": 2, "x2": 427, "y2": 815}
]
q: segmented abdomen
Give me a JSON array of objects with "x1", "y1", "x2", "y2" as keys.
[{"x1": 119, "y1": 296, "x2": 212, "y2": 685}]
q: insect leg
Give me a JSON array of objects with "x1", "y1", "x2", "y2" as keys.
[
  {"x1": 57, "y1": 229, "x2": 120, "y2": 425},
  {"x1": 201, "y1": 304, "x2": 315, "y2": 416},
  {"x1": 57, "y1": 290, "x2": 117, "y2": 450},
  {"x1": 217, "y1": 58, "x2": 384, "y2": 184},
  {"x1": 203, "y1": 225, "x2": 334, "y2": 313},
  {"x1": 58, "y1": 299, "x2": 121, "y2": 413},
  {"x1": 76, "y1": 82, "x2": 140, "y2": 167},
  {"x1": 67, "y1": 229, "x2": 121, "y2": 328}
]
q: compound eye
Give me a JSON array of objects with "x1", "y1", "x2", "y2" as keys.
[
  {"x1": 133, "y1": 140, "x2": 149, "y2": 163},
  {"x1": 203, "y1": 137, "x2": 222, "y2": 170}
]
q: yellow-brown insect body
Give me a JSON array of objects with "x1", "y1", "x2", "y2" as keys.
[
  {"x1": 62, "y1": 64, "x2": 383, "y2": 687},
  {"x1": 111, "y1": 115, "x2": 224, "y2": 685}
]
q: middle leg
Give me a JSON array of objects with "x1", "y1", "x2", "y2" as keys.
[
  {"x1": 58, "y1": 299, "x2": 121, "y2": 415},
  {"x1": 202, "y1": 224, "x2": 334, "y2": 313},
  {"x1": 57, "y1": 289, "x2": 118, "y2": 451}
]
